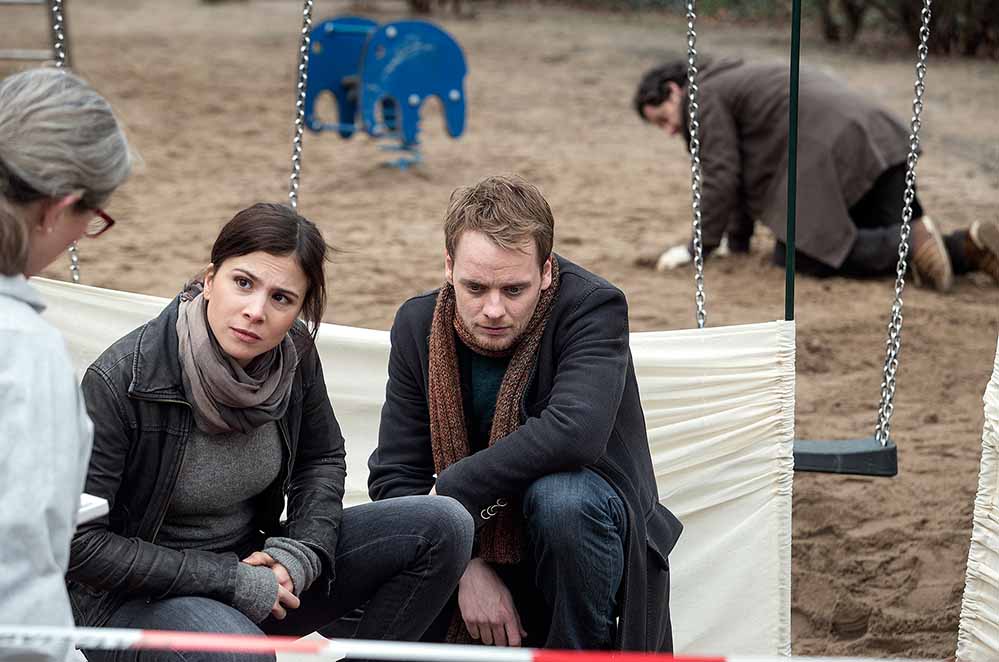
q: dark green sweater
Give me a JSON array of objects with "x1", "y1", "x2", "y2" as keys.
[{"x1": 457, "y1": 341, "x2": 510, "y2": 451}]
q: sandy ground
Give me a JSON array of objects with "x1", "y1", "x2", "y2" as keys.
[{"x1": 3, "y1": 1, "x2": 998, "y2": 657}]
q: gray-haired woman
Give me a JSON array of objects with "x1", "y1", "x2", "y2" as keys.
[{"x1": 0, "y1": 67, "x2": 132, "y2": 661}]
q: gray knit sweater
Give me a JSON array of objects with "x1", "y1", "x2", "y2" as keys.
[{"x1": 158, "y1": 422, "x2": 323, "y2": 622}]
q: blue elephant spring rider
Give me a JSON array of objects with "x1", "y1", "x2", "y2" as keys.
[{"x1": 303, "y1": 16, "x2": 468, "y2": 169}]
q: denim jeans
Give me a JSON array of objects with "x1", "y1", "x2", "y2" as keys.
[
  {"x1": 423, "y1": 469, "x2": 626, "y2": 650},
  {"x1": 83, "y1": 496, "x2": 474, "y2": 662}
]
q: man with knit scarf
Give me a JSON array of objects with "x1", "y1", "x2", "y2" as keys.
[{"x1": 368, "y1": 175, "x2": 683, "y2": 652}]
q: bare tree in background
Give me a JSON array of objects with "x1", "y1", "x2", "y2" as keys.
[
  {"x1": 818, "y1": 0, "x2": 998, "y2": 59},
  {"x1": 817, "y1": 0, "x2": 867, "y2": 43}
]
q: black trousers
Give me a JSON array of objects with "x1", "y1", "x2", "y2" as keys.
[{"x1": 775, "y1": 164, "x2": 971, "y2": 277}]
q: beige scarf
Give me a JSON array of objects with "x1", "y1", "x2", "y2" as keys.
[
  {"x1": 176, "y1": 293, "x2": 297, "y2": 434},
  {"x1": 428, "y1": 259, "x2": 560, "y2": 566}
]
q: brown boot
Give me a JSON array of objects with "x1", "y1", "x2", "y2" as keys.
[
  {"x1": 910, "y1": 216, "x2": 954, "y2": 292},
  {"x1": 968, "y1": 219, "x2": 999, "y2": 284}
]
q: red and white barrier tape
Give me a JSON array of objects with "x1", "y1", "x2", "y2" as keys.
[{"x1": 0, "y1": 626, "x2": 939, "y2": 662}]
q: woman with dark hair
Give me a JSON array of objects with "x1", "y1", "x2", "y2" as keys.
[
  {"x1": 0, "y1": 67, "x2": 132, "y2": 662},
  {"x1": 69, "y1": 203, "x2": 473, "y2": 662}
]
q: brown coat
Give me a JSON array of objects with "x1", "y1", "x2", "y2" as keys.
[{"x1": 685, "y1": 58, "x2": 911, "y2": 268}]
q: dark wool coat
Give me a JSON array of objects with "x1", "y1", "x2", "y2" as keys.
[
  {"x1": 67, "y1": 298, "x2": 347, "y2": 627},
  {"x1": 687, "y1": 58, "x2": 911, "y2": 268},
  {"x1": 368, "y1": 255, "x2": 683, "y2": 652}
]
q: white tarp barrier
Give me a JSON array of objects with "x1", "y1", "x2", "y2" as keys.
[
  {"x1": 957, "y1": 334, "x2": 999, "y2": 661},
  {"x1": 34, "y1": 278, "x2": 794, "y2": 657}
]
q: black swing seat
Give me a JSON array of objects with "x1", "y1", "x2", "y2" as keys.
[{"x1": 793, "y1": 437, "x2": 898, "y2": 476}]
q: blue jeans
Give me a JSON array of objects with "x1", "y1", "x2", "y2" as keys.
[
  {"x1": 425, "y1": 469, "x2": 626, "y2": 649},
  {"x1": 83, "y1": 496, "x2": 473, "y2": 662}
]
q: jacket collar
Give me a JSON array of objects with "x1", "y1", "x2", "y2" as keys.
[
  {"x1": 0, "y1": 275, "x2": 46, "y2": 313},
  {"x1": 128, "y1": 295, "x2": 187, "y2": 400}
]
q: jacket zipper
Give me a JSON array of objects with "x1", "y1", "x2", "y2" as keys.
[
  {"x1": 276, "y1": 419, "x2": 293, "y2": 494},
  {"x1": 274, "y1": 419, "x2": 333, "y2": 597}
]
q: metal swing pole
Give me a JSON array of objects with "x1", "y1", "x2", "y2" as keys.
[
  {"x1": 784, "y1": 0, "x2": 800, "y2": 322},
  {"x1": 685, "y1": 0, "x2": 797, "y2": 326}
]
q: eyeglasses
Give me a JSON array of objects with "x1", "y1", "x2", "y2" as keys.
[{"x1": 85, "y1": 208, "x2": 116, "y2": 238}]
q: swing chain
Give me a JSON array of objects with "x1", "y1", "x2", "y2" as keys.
[
  {"x1": 875, "y1": 0, "x2": 932, "y2": 446},
  {"x1": 50, "y1": 0, "x2": 68, "y2": 69},
  {"x1": 289, "y1": 0, "x2": 315, "y2": 211},
  {"x1": 685, "y1": 0, "x2": 707, "y2": 329},
  {"x1": 48, "y1": 0, "x2": 81, "y2": 283},
  {"x1": 67, "y1": 243, "x2": 81, "y2": 283}
]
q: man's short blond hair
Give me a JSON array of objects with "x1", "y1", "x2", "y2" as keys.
[{"x1": 444, "y1": 175, "x2": 554, "y2": 268}]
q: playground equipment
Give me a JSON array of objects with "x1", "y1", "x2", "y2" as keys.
[
  {"x1": 12, "y1": 0, "x2": 84, "y2": 284},
  {"x1": 1, "y1": 0, "x2": 81, "y2": 284},
  {"x1": 25, "y1": 0, "x2": 948, "y2": 656},
  {"x1": 0, "y1": 0, "x2": 70, "y2": 66},
  {"x1": 302, "y1": 15, "x2": 467, "y2": 169},
  {"x1": 1, "y1": 0, "x2": 80, "y2": 283},
  {"x1": 793, "y1": 0, "x2": 930, "y2": 476},
  {"x1": 680, "y1": 0, "x2": 932, "y2": 477}
]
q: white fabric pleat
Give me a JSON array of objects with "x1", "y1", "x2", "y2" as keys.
[
  {"x1": 633, "y1": 323, "x2": 795, "y2": 656},
  {"x1": 35, "y1": 278, "x2": 793, "y2": 656},
  {"x1": 957, "y1": 334, "x2": 999, "y2": 661}
]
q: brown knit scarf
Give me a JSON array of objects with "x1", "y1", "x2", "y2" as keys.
[{"x1": 428, "y1": 258, "x2": 561, "y2": 566}]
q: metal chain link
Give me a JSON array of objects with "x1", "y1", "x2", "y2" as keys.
[
  {"x1": 684, "y1": 0, "x2": 707, "y2": 329},
  {"x1": 66, "y1": 244, "x2": 81, "y2": 282},
  {"x1": 49, "y1": 0, "x2": 68, "y2": 68},
  {"x1": 874, "y1": 0, "x2": 932, "y2": 445},
  {"x1": 288, "y1": 0, "x2": 315, "y2": 210},
  {"x1": 48, "y1": 0, "x2": 82, "y2": 283}
]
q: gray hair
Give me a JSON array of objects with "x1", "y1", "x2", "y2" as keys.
[{"x1": 0, "y1": 68, "x2": 133, "y2": 275}]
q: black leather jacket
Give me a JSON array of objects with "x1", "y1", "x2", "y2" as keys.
[{"x1": 67, "y1": 297, "x2": 347, "y2": 626}]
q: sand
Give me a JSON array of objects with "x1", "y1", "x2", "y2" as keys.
[{"x1": 3, "y1": 0, "x2": 998, "y2": 657}]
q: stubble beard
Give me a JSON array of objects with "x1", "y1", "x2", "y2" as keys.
[{"x1": 473, "y1": 324, "x2": 525, "y2": 353}]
